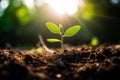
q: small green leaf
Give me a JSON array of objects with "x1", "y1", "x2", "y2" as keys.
[
  {"x1": 59, "y1": 24, "x2": 64, "y2": 34},
  {"x1": 47, "y1": 38, "x2": 61, "y2": 42},
  {"x1": 46, "y1": 22, "x2": 59, "y2": 34},
  {"x1": 63, "y1": 25, "x2": 81, "y2": 37}
]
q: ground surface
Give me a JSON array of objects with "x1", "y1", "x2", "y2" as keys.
[{"x1": 0, "y1": 44, "x2": 120, "y2": 80}]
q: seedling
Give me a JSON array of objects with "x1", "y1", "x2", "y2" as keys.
[{"x1": 46, "y1": 22, "x2": 81, "y2": 53}]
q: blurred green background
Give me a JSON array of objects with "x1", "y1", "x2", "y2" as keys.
[{"x1": 0, "y1": 0, "x2": 120, "y2": 48}]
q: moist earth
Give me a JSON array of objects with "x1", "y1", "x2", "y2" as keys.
[{"x1": 0, "y1": 44, "x2": 120, "y2": 80}]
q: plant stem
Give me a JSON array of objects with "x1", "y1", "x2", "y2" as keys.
[
  {"x1": 60, "y1": 34, "x2": 64, "y2": 53},
  {"x1": 59, "y1": 24, "x2": 64, "y2": 53}
]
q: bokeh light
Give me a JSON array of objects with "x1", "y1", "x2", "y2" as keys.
[
  {"x1": 22, "y1": 0, "x2": 35, "y2": 9},
  {"x1": 0, "y1": 0, "x2": 9, "y2": 10},
  {"x1": 111, "y1": 0, "x2": 119, "y2": 4},
  {"x1": 90, "y1": 37, "x2": 99, "y2": 46},
  {"x1": 0, "y1": 0, "x2": 9, "y2": 17},
  {"x1": 13, "y1": 0, "x2": 21, "y2": 8}
]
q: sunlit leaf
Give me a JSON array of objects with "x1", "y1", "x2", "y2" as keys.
[
  {"x1": 47, "y1": 38, "x2": 61, "y2": 42},
  {"x1": 46, "y1": 22, "x2": 59, "y2": 34},
  {"x1": 63, "y1": 25, "x2": 81, "y2": 37}
]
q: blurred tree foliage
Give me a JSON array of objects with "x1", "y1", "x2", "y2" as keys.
[{"x1": 0, "y1": 0, "x2": 120, "y2": 48}]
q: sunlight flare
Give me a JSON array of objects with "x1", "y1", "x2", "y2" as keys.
[{"x1": 45, "y1": 0, "x2": 84, "y2": 15}]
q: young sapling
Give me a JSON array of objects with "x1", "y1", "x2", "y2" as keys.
[{"x1": 46, "y1": 22, "x2": 81, "y2": 53}]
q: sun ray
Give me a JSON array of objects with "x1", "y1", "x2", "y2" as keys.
[{"x1": 45, "y1": 0, "x2": 84, "y2": 15}]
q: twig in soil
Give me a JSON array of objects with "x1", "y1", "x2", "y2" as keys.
[{"x1": 37, "y1": 35, "x2": 54, "y2": 53}]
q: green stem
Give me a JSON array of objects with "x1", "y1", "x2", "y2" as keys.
[
  {"x1": 60, "y1": 34, "x2": 64, "y2": 53},
  {"x1": 59, "y1": 24, "x2": 64, "y2": 53}
]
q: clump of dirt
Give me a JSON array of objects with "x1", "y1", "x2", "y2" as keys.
[{"x1": 0, "y1": 44, "x2": 120, "y2": 80}]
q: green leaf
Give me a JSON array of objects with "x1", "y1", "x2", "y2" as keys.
[
  {"x1": 63, "y1": 25, "x2": 81, "y2": 37},
  {"x1": 59, "y1": 24, "x2": 64, "y2": 33},
  {"x1": 47, "y1": 38, "x2": 61, "y2": 42},
  {"x1": 46, "y1": 22, "x2": 59, "y2": 34}
]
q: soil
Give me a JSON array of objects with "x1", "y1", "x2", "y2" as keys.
[{"x1": 0, "y1": 44, "x2": 120, "y2": 80}]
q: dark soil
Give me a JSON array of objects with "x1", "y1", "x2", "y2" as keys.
[{"x1": 0, "y1": 44, "x2": 120, "y2": 80}]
